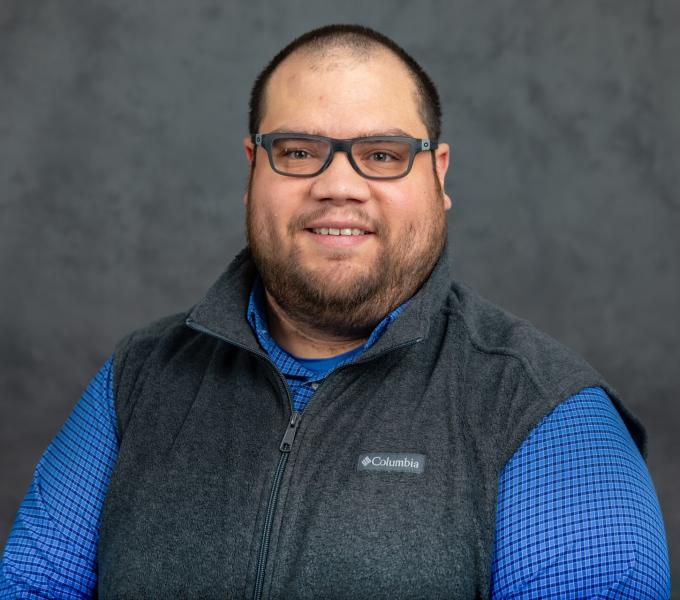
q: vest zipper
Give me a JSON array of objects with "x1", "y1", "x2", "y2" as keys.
[
  {"x1": 184, "y1": 317, "x2": 422, "y2": 598},
  {"x1": 253, "y1": 411, "x2": 302, "y2": 600},
  {"x1": 250, "y1": 339, "x2": 424, "y2": 598},
  {"x1": 184, "y1": 318, "x2": 301, "y2": 599}
]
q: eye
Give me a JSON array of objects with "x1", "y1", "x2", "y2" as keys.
[
  {"x1": 281, "y1": 148, "x2": 312, "y2": 160},
  {"x1": 368, "y1": 151, "x2": 396, "y2": 162},
  {"x1": 356, "y1": 142, "x2": 409, "y2": 163}
]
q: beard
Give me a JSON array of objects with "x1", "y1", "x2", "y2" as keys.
[{"x1": 246, "y1": 183, "x2": 447, "y2": 340}]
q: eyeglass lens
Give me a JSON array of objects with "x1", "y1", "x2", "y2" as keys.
[{"x1": 270, "y1": 137, "x2": 412, "y2": 178}]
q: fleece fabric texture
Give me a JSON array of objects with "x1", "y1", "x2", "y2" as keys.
[{"x1": 98, "y1": 247, "x2": 645, "y2": 599}]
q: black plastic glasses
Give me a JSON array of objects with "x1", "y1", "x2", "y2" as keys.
[{"x1": 251, "y1": 132, "x2": 438, "y2": 180}]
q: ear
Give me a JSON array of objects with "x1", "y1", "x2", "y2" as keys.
[
  {"x1": 434, "y1": 143, "x2": 452, "y2": 210},
  {"x1": 243, "y1": 135, "x2": 257, "y2": 206},
  {"x1": 243, "y1": 135, "x2": 255, "y2": 164},
  {"x1": 243, "y1": 136, "x2": 256, "y2": 206}
]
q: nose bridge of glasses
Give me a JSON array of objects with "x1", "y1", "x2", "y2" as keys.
[{"x1": 325, "y1": 138, "x2": 359, "y2": 172}]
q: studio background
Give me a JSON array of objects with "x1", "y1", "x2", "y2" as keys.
[{"x1": 1, "y1": 0, "x2": 678, "y2": 591}]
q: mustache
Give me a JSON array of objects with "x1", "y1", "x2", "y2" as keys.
[{"x1": 288, "y1": 207, "x2": 383, "y2": 235}]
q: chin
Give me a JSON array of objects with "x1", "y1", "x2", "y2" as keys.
[{"x1": 304, "y1": 259, "x2": 371, "y2": 283}]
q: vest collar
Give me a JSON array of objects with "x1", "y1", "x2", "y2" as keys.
[{"x1": 185, "y1": 243, "x2": 452, "y2": 359}]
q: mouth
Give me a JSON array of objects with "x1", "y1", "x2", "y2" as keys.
[
  {"x1": 303, "y1": 223, "x2": 375, "y2": 248},
  {"x1": 308, "y1": 227, "x2": 369, "y2": 236}
]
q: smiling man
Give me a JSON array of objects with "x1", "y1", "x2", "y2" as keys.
[
  {"x1": 245, "y1": 43, "x2": 450, "y2": 357},
  {"x1": 0, "y1": 24, "x2": 670, "y2": 599}
]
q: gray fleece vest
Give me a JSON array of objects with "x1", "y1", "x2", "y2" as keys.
[{"x1": 98, "y1": 247, "x2": 645, "y2": 599}]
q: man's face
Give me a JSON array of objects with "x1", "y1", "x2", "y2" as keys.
[{"x1": 244, "y1": 48, "x2": 451, "y2": 339}]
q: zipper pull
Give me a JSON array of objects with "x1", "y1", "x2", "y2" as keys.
[{"x1": 279, "y1": 412, "x2": 302, "y2": 452}]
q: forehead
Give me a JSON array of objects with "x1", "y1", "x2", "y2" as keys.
[{"x1": 260, "y1": 48, "x2": 426, "y2": 138}]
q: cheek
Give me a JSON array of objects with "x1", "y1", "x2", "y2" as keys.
[
  {"x1": 249, "y1": 191, "x2": 307, "y2": 243},
  {"x1": 252, "y1": 174, "x2": 309, "y2": 219},
  {"x1": 250, "y1": 180, "x2": 285, "y2": 222},
  {"x1": 378, "y1": 186, "x2": 428, "y2": 226}
]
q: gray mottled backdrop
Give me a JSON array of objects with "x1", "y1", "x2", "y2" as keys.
[{"x1": 1, "y1": 0, "x2": 678, "y2": 590}]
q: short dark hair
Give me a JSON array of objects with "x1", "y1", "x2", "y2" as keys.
[{"x1": 248, "y1": 24, "x2": 442, "y2": 140}]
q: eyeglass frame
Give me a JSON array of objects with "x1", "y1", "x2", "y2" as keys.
[{"x1": 251, "y1": 132, "x2": 439, "y2": 180}]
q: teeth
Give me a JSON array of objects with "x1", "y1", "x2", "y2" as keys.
[{"x1": 312, "y1": 227, "x2": 366, "y2": 236}]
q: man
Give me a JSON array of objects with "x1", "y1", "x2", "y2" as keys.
[{"x1": 0, "y1": 24, "x2": 671, "y2": 599}]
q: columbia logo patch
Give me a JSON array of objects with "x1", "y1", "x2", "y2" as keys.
[{"x1": 357, "y1": 452, "x2": 426, "y2": 474}]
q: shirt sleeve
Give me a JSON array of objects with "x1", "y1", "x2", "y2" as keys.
[
  {"x1": 0, "y1": 355, "x2": 119, "y2": 599},
  {"x1": 490, "y1": 386, "x2": 671, "y2": 599}
]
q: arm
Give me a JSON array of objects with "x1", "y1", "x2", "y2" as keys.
[
  {"x1": 491, "y1": 387, "x2": 670, "y2": 599},
  {"x1": 0, "y1": 356, "x2": 119, "y2": 599}
]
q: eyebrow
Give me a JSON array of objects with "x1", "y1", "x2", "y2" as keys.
[{"x1": 266, "y1": 126, "x2": 416, "y2": 138}]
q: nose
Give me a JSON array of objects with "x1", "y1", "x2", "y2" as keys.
[{"x1": 309, "y1": 150, "x2": 371, "y2": 205}]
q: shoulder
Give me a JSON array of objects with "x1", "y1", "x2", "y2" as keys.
[
  {"x1": 444, "y1": 280, "x2": 596, "y2": 395},
  {"x1": 111, "y1": 311, "x2": 195, "y2": 432},
  {"x1": 113, "y1": 311, "x2": 192, "y2": 377},
  {"x1": 114, "y1": 311, "x2": 191, "y2": 358},
  {"x1": 440, "y1": 280, "x2": 645, "y2": 454}
]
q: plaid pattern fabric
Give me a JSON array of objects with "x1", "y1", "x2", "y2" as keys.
[
  {"x1": 1, "y1": 356, "x2": 117, "y2": 598},
  {"x1": 490, "y1": 387, "x2": 670, "y2": 598},
  {"x1": 0, "y1": 285, "x2": 670, "y2": 597}
]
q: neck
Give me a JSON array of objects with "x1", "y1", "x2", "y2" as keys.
[{"x1": 263, "y1": 290, "x2": 367, "y2": 359}]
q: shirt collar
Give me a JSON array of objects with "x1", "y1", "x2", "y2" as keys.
[
  {"x1": 246, "y1": 276, "x2": 409, "y2": 379},
  {"x1": 186, "y1": 243, "x2": 452, "y2": 360}
]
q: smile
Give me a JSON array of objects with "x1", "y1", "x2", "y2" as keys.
[{"x1": 311, "y1": 228, "x2": 367, "y2": 236}]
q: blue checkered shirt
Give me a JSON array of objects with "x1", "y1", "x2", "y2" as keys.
[
  {"x1": 245, "y1": 277, "x2": 410, "y2": 413},
  {"x1": 0, "y1": 282, "x2": 671, "y2": 598}
]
